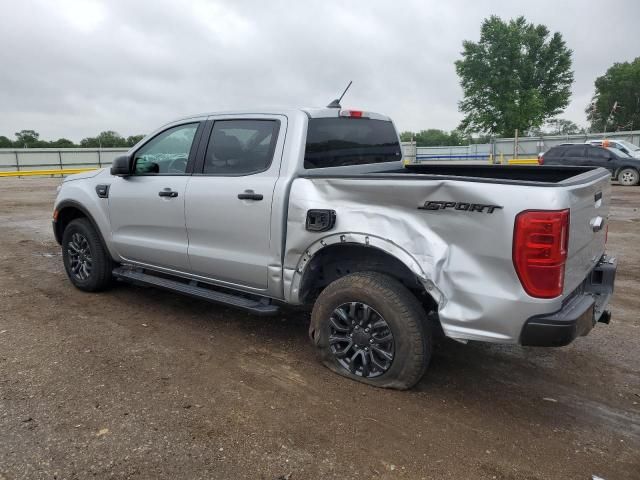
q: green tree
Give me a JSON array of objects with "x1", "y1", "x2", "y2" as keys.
[
  {"x1": 399, "y1": 131, "x2": 413, "y2": 142},
  {"x1": 552, "y1": 119, "x2": 581, "y2": 135},
  {"x1": 528, "y1": 118, "x2": 582, "y2": 136},
  {"x1": 126, "y1": 134, "x2": 145, "y2": 146},
  {"x1": 0, "y1": 135, "x2": 13, "y2": 148},
  {"x1": 79, "y1": 136, "x2": 99, "y2": 148},
  {"x1": 587, "y1": 57, "x2": 640, "y2": 132},
  {"x1": 449, "y1": 129, "x2": 465, "y2": 146},
  {"x1": 399, "y1": 129, "x2": 465, "y2": 147},
  {"x1": 80, "y1": 130, "x2": 128, "y2": 148},
  {"x1": 49, "y1": 138, "x2": 76, "y2": 148},
  {"x1": 455, "y1": 15, "x2": 574, "y2": 137},
  {"x1": 15, "y1": 129, "x2": 40, "y2": 148},
  {"x1": 97, "y1": 130, "x2": 128, "y2": 147}
]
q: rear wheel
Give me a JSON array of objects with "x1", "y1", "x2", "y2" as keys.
[
  {"x1": 309, "y1": 272, "x2": 431, "y2": 390},
  {"x1": 618, "y1": 167, "x2": 639, "y2": 186},
  {"x1": 62, "y1": 218, "x2": 113, "y2": 291}
]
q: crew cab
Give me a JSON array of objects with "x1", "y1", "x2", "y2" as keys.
[
  {"x1": 53, "y1": 106, "x2": 617, "y2": 389},
  {"x1": 540, "y1": 143, "x2": 640, "y2": 186}
]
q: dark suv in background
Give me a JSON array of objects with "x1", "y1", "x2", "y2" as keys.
[{"x1": 539, "y1": 144, "x2": 640, "y2": 186}]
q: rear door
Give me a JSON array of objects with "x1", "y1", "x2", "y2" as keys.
[
  {"x1": 184, "y1": 115, "x2": 286, "y2": 291},
  {"x1": 562, "y1": 145, "x2": 587, "y2": 166},
  {"x1": 109, "y1": 122, "x2": 203, "y2": 272}
]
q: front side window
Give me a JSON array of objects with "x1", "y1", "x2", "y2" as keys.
[
  {"x1": 588, "y1": 147, "x2": 610, "y2": 159},
  {"x1": 202, "y1": 120, "x2": 280, "y2": 175},
  {"x1": 133, "y1": 123, "x2": 198, "y2": 175},
  {"x1": 304, "y1": 118, "x2": 401, "y2": 169}
]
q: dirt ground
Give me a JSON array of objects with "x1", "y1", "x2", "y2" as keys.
[{"x1": 0, "y1": 178, "x2": 638, "y2": 480}]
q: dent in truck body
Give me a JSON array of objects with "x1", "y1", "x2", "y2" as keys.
[{"x1": 282, "y1": 172, "x2": 610, "y2": 344}]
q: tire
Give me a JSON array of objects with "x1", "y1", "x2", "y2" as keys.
[
  {"x1": 618, "y1": 167, "x2": 640, "y2": 186},
  {"x1": 61, "y1": 218, "x2": 113, "y2": 292},
  {"x1": 309, "y1": 272, "x2": 431, "y2": 390}
]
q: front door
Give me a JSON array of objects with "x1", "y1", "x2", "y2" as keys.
[
  {"x1": 185, "y1": 116, "x2": 286, "y2": 290},
  {"x1": 109, "y1": 122, "x2": 202, "y2": 272},
  {"x1": 586, "y1": 147, "x2": 616, "y2": 174}
]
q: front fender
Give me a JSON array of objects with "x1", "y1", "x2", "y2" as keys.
[{"x1": 54, "y1": 172, "x2": 119, "y2": 261}]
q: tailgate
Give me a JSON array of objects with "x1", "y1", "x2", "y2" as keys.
[{"x1": 563, "y1": 171, "x2": 611, "y2": 294}]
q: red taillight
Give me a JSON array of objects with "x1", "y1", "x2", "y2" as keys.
[
  {"x1": 513, "y1": 209, "x2": 569, "y2": 298},
  {"x1": 339, "y1": 110, "x2": 365, "y2": 118}
]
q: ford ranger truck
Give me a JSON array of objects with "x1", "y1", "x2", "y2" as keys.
[{"x1": 52, "y1": 107, "x2": 617, "y2": 389}]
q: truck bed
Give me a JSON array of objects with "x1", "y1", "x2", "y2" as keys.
[
  {"x1": 399, "y1": 164, "x2": 593, "y2": 183},
  {"x1": 289, "y1": 161, "x2": 611, "y2": 343},
  {"x1": 303, "y1": 164, "x2": 603, "y2": 186}
]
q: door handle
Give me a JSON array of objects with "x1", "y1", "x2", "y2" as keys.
[
  {"x1": 590, "y1": 216, "x2": 604, "y2": 232},
  {"x1": 238, "y1": 190, "x2": 263, "y2": 201},
  {"x1": 158, "y1": 189, "x2": 178, "y2": 198}
]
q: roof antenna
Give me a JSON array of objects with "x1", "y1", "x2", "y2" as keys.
[{"x1": 327, "y1": 80, "x2": 353, "y2": 108}]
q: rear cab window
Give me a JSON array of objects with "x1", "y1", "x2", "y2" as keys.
[{"x1": 304, "y1": 117, "x2": 402, "y2": 169}]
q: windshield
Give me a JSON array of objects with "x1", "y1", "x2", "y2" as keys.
[
  {"x1": 616, "y1": 140, "x2": 640, "y2": 152},
  {"x1": 607, "y1": 147, "x2": 631, "y2": 158},
  {"x1": 304, "y1": 117, "x2": 401, "y2": 169}
]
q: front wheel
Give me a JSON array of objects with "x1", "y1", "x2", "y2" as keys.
[
  {"x1": 61, "y1": 218, "x2": 113, "y2": 291},
  {"x1": 309, "y1": 272, "x2": 431, "y2": 390},
  {"x1": 618, "y1": 167, "x2": 640, "y2": 186}
]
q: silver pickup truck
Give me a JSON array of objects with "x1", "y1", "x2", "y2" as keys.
[{"x1": 53, "y1": 106, "x2": 617, "y2": 389}]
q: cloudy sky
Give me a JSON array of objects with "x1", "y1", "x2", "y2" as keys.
[{"x1": 1, "y1": 0, "x2": 638, "y2": 141}]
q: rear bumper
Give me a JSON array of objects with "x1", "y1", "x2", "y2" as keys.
[{"x1": 520, "y1": 255, "x2": 617, "y2": 347}]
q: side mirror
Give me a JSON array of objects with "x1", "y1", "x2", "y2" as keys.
[{"x1": 110, "y1": 155, "x2": 133, "y2": 176}]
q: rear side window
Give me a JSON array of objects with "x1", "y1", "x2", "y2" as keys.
[
  {"x1": 304, "y1": 118, "x2": 401, "y2": 169},
  {"x1": 202, "y1": 120, "x2": 280, "y2": 175},
  {"x1": 544, "y1": 147, "x2": 563, "y2": 157},
  {"x1": 563, "y1": 146, "x2": 586, "y2": 157}
]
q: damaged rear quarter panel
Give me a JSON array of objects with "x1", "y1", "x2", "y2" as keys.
[{"x1": 284, "y1": 177, "x2": 572, "y2": 344}]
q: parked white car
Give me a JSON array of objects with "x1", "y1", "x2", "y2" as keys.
[{"x1": 586, "y1": 139, "x2": 640, "y2": 158}]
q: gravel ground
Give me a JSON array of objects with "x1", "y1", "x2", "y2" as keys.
[{"x1": 0, "y1": 178, "x2": 639, "y2": 480}]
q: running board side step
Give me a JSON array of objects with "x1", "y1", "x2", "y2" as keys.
[{"x1": 112, "y1": 267, "x2": 280, "y2": 316}]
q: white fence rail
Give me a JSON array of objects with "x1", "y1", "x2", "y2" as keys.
[{"x1": 0, "y1": 148, "x2": 128, "y2": 173}]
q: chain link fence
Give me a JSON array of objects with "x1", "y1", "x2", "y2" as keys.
[{"x1": 403, "y1": 130, "x2": 640, "y2": 164}]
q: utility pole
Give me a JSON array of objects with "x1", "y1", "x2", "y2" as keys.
[{"x1": 603, "y1": 101, "x2": 619, "y2": 134}]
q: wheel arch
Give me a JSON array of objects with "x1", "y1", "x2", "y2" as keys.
[
  {"x1": 615, "y1": 165, "x2": 640, "y2": 178},
  {"x1": 288, "y1": 233, "x2": 443, "y2": 309},
  {"x1": 54, "y1": 200, "x2": 108, "y2": 250}
]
